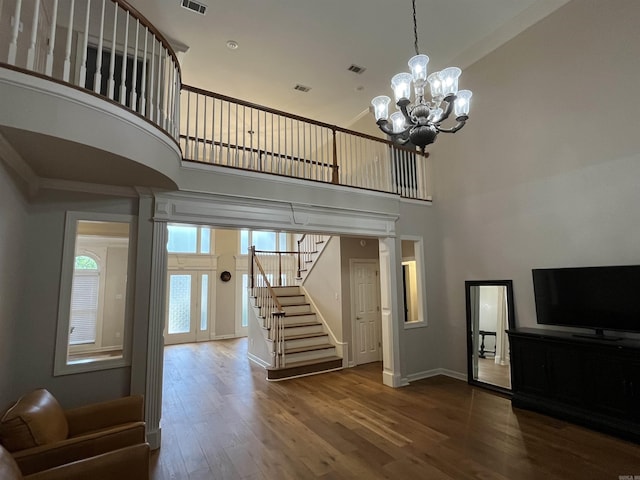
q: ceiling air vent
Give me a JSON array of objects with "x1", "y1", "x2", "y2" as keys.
[
  {"x1": 181, "y1": 0, "x2": 206, "y2": 15},
  {"x1": 348, "y1": 64, "x2": 366, "y2": 74},
  {"x1": 294, "y1": 84, "x2": 311, "y2": 93}
]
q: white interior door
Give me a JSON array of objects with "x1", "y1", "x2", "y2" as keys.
[
  {"x1": 165, "y1": 271, "x2": 211, "y2": 345},
  {"x1": 352, "y1": 261, "x2": 382, "y2": 365}
]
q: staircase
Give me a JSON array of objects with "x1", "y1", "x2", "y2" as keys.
[
  {"x1": 295, "y1": 234, "x2": 330, "y2": 283},
  {"x1": 253, "y1": 285, "x2": 342, "y2": 380}
]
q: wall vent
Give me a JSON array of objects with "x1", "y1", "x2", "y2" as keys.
[
  {"x1": 348, "y1": 64, "x2": 366, "y2": 74},
  {"x1": 181, "y1": 0, "x2": 207, "y2": 15},
  {"x1": 294, "y1": 84, "x2": 311, "y2": 93}
]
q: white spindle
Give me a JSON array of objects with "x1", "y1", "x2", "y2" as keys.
[
  {"x1": 194, "y1": 91, "x2": 199, "y2": 160},
  {"x1": 26, "y1": 0, "x2": 40, "y2": 70},
  {"x1": 79, "y1": 0, "x2": 90, "y2": 86},
  {"x1": 139, "y1": 28, "x2": 148, "y2": 114},
  {"x1": 226, "y1": 101, "x2": 231, "y2": 166},
  {"x1": 119, "y1": 10, "x2": 129, "y2": 104},
  {"x1": 7, "y1": 0, "x2": 22, "y2": 65},
  {"x1": 107, "y1": 3, "x2": 117, "y2": 99},
  {"x1": 155, "y1": 44, "x2": 162, "y2": 125},
  {"x1": 94, "y1": 0, "x2": 105, "y2": 93},
  {"x1": 62, "y1": 0, "x2": 75, "y2": 81},
  {"x1": 174, "y1": 66, "x2": 180, "y2": 139},
  {"x1": 202, "y1": 95, "x2": 207, "y2": 161},
  {"x1": 148, "y1": 38, "x2": 155, "y2": 120},
  {"x1": 45, "y1": 0, "x2": 58, "y2": 75},
  {"x1": 184, "y1": 90, "x2": 190, "y2": 157},
  {"x1": 210, "y1": 97, "x2": 216, "y2": 163},
  {"x1": 130, "y1": 19, "x2": 139, "y2": 108}
]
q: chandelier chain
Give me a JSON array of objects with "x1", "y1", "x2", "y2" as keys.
[{"x1": 413, "y1": 0, "x2": 419, "y2": 55}]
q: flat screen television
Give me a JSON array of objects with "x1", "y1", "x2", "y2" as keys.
[{"x1": 532, "y1": 265, "x2": 640, "y2": 339}]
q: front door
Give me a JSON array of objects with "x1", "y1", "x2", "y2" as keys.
[
  {"x1": 165, "y1": 271, "x2": 211, "y2": 345},
  {"x1": 352, "y1": 261, "x2": 382, "y2": 365}
]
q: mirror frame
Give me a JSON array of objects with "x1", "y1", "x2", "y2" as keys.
[{"x1": 465, "y1": 280, "x2": 516, "y2": 395}]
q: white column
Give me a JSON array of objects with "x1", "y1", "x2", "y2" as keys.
[
  {"x1": 378, "y1": 237, "x2": 405, "y2": 387},
  {"x1": 145, "y1": 219, "x2": 168, "y2": 450}
]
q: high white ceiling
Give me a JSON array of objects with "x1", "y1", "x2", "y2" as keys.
[{"x1": 129, "y1": 0, "x2": 569, "y2": 129}]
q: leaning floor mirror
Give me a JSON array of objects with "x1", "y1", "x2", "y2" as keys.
[{"x1": 465, "y1": 280, "x2": 515, "y2": 394}]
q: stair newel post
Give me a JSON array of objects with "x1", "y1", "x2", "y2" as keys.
[
  {"x1": 331, "y1": 128, "x2": 339, "y2": 184},
  {"x1": 296, "y1": 235, "x2": 304, "y2": 278},
  {"x1": 274, "y1": 310, "x2": 285, "y2": 368},
  {"x1": 249, "y1": 246, "x2": 255, "y2": 291},
  {"x1": 278, "y1": 252, "x2": 282, "y2": 287}
]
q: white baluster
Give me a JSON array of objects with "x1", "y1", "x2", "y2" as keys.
[
  {"x1": 210, "y1": 96, "x2": 216, "y2": 163},
  {"x1": 155, "y1": 44, "x2": 163, "y2": 126},
  {"x1": 139, "y1": 27, "x2": 148, "y2": 114},
  {"x1": 194, "y1": 91, "x2": 199, "y2": 160},
  {"x1": 174, "y1": 66, "x2": 180, "y2": 140},
  {"x1": 148, "y1": 38, "x2": 155, "y2": 120},
  {"x1": 78, "y1": 0, "x2": 90, "y2": 86},
  {"x1": 107, "y1": 3, "x2": 117, "y2": 99},
  {"x1": 120, "y1": 10, "x2": 129, "y2": 105},
  {"x1": 202, "y1": 93, "x2": 207, "y2": 162},
  {"x1": 26, "y1": 0, "x2": 40, "y2": 70},
  {"x1": 94, "y1": 0, "x2": 105, "y2": 93},
  {"x1": 62, "y1": 0, "x2": 75, "y2": 81},
  {"x1": 45, "y1": 0, "x2": 58, "y2": 76},
  {"x1": 130, "y1": 19, "x2": 139, "y2": 108},
  {"x1": 7, "y1": 0, "x2": 22, "y2": 65},
  {"x1": 185, "y1": 89, "x2": 190, "y2": 157},
  {"x1": 166, "y1": 59, "x2": 174, "y2": 134}
]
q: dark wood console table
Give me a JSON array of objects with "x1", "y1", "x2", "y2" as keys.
[{"x1": 507, "y1": 327, "x2": 640, "y2": 443}]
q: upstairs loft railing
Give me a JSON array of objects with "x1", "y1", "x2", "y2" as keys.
[
  {"x1": 1, "y1": 0, "x2": 181, "y2": 141},
  {"x1": 180, "y1": 85, "x2": 433, "y2": 201}
]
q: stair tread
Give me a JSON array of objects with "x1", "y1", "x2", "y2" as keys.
[
  {"x1": 283, "y1": 312, "x2": 315, "y2": 317},
  {"x1": 283, "y1": 321, "x2": 322, "y2": 328},
  {"x1": 285, "y1": 343, "x2": 335, "y2": 354},
  {"x1": 268, "y1": 356, "x2": 341, "y2": 371},
  {"x1": 285, "y1": 332, "x2": 328, "y2": 340},
  {"x1": 282, "y1": 303, "x2": 310, "y2": 307}
]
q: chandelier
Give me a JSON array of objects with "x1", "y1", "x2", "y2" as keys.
[{"x1": 371, "y1": 0, "x2": 472, "y2": 153}]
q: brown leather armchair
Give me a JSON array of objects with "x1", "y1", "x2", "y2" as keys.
[
  {"x1": 0, "y1": 442, "x2": 150, "y2": 480},
  {"x1": 0, "y1": 389, "x2": 146, "y2": 476}
]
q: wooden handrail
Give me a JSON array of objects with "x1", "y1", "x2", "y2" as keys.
[
  {"x1": 251, "y1": 247, "x2": 284, "y2": 312},
  {"x1": 114, "y1": 0, "x2": 181, "y2": 79},
  {"x1": 181, "y1": 84, "x2": 428, "y2": 157}
]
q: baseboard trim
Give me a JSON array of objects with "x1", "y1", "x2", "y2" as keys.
[
  {"x1": 147, "y1": 428, "x2": 161, "y2": 450},
  {"x1": 247, "y1": 352, "x2": 271, "y2": 368},
  {"x1": 406, "y1": 368, "x2": 466, "y2": 383},
  {"x1": 211, "y1": 333, "x2": 243, "y2": 340},
  {"x1": 383, "y1": 370, "x2": 408, "y2": 388}
]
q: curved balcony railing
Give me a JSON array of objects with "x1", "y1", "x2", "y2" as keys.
[{"x1": 0, "y1": 0, "x2": 181, "y2": 141}]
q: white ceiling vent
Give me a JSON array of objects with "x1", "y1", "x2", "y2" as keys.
[
  {"x1": 181, "y1": 0, "x2": 206, "y2": 15},
  {"x1": 348, "y1": 64, "x2": 366, "y2": 74},
  {"x1": 294, "y1": 84, "x2": 311, "y2": 93}
]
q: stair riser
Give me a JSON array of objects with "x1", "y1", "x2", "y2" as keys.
[
  {"x1": 270, "y1": 286, "x2": 301, "y2": 296},
  {"x1": 282, "y1": 314, "x2": 317, "y2": 325},
  {"x1": 283, "y1": 325, "x2": 324, "y2": 336},
  {"x1": 282, "y1": 304, "x2": 311, "y2": 314},
  {"x1": 284, "y1": 336, "x2": 329, "y2": 349},
  {"x1": 284, "y1": 347, "x2": 336, "y2": 363},
  {"x1": 276, "y1": 295, "x2": 306, "y2": 305}
]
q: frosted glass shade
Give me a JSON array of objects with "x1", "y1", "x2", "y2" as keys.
[
  {"x1": 427, "y1": 71, "x2": 443, "y2": 98},
  {"x1": 428, "y1": 107, "x2": 443, "y2": 123},
  {"x1": 408, "y1": 54, "x2": 429, "y2": 84},
  {"x1": 390, "y1": 111, "x2": 406, "y2": 133},
  {"x1": 371, "y1": 95, "x2": 391, "y2": 121},
  {"x1": 440, "y1": 67, "x2": 462, "y2": 96},
  {"x1": 391, "y1": 73, "x2": 413, "y2": 102},
  {"x1": 454, "y1": 90, "x2": 472, "y2": 117}
]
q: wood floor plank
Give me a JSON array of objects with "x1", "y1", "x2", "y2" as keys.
[{"x1": 151, "y1": 338, "x2": 640, "y2": 479}]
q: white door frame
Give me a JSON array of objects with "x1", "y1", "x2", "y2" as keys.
[{"x1": 350, "y1": 259, "x2": 382, "y2": 366}]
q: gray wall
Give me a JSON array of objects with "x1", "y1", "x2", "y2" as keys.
[
  {"x1": 429, "y1": 0, "x2": 640, "y2": 374},
  {"x1": 5, "y1": 188, "x2": 141, "y2": 408},
  {"x1": 0, "y1": 164, "x2": 29, "y2": 408}
]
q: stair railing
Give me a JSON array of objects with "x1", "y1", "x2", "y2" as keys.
[
  {"x1": 296, "y1": 234, "x2": 325, "y2": 278},
  {"x1": 250, "y1": 246, "x2": 286, "y2": 367}
]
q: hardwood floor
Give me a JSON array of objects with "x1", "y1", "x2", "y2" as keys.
[
  {"x1": 151, "y1": 338, "x2": 640, "y2": 479},
  {"x1": 477, "y1": 357, "x2": 511, "y2": 389}
]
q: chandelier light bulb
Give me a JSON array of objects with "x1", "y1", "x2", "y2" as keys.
[
  {"x1": 427, "y1": 71, "x2": 444, "y2": 98},
  {"x1": 371, "y1": 95, "x2": 391, "y2": 121},
  {"x1": 391, "y1": 73, "x2": 413, "y2": 103},
  {"x1": 390, "y1": 111, "x2": 406, "y2": 133},
  {"x1": 454, "y1": 90, "x2": 472, "y2": 117},
  {"x1": 408, "y1": 54, "x2": 429, "y2": 84}
]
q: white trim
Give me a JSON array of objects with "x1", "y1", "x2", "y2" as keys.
[
  {"x1": 266, "y1": 366, "x2": 343, "y2": 382},
  {"x1": 300, "y1": 284, "x2": 348, "y2": 367},
  {"x1": 400, "y1": 236, "x2": 428, "y2": 328},
  {"x1": 406, "y1": 368, "x2": 467, "y2": 383},
  {"x1": 146, "y1": 429, "x2": 161, "y2": 451},
  {"x1": 248, "y1": 352, "x2": 271, "y2": 368},
  {"x1": 154, "y1": 191, "x2": 398, "y2": 238},
  {"x1": 54, "y1": 212, "x2": 137, "y2": 376},
  {"x1": 210, "y1": 333, "x2": 242, "y2": 340},
  {"x1": 38, "y1": 178, "x2": 142, "y2": 198}
]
